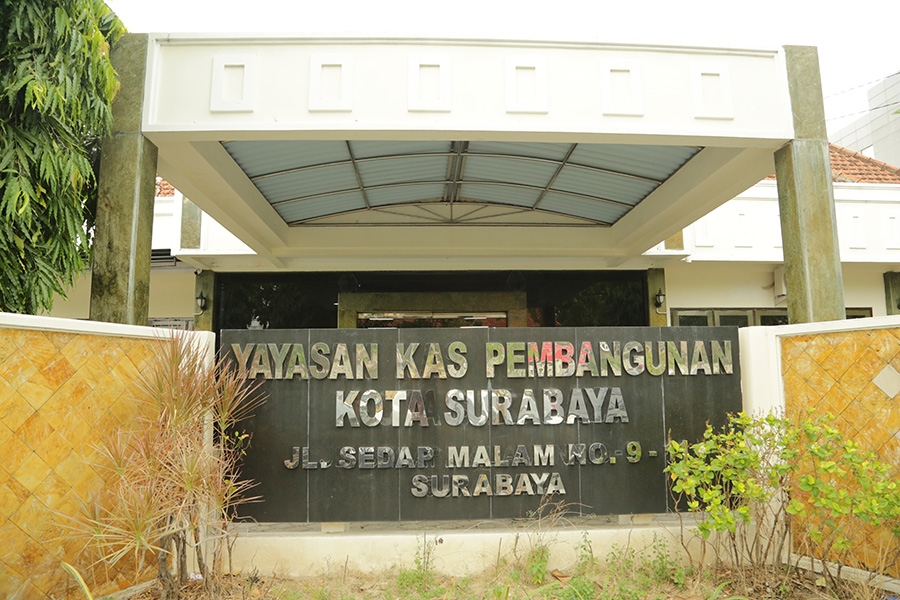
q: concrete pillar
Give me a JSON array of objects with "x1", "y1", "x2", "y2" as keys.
[
  {"x1": 89, "y1": 34, "x2": 158, "y2": 325},
  {"x1": 194, "y1": 270, "x2": 216, "y2": 332},
  {"x1": 647, "y1": 268, "x2": 667, "y2": 327},
  {"x1": 774, "y1": 46, "x2": 845, "y2": 324},
  {"x1": 885, "y1": 272, "x2": 900, "y2": 316}
]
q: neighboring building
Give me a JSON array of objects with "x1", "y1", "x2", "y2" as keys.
[
  {"x1": 50, "y1": 145, "x2": 900, "y2": 328},
  {"x1": 833, "y1": 71, "x2": 900, "y2": 167},
  {"x1": 649, "y1": 144, "x2": 900, "y2": 325}
]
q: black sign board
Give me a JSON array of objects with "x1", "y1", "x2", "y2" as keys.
[{"x1": 223, "y1": 327, "x2": 741, "y2": 522}]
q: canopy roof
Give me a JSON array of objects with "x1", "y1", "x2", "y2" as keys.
[
  {"x1": 223, "y1": 140, "x2": 699, "y2": 226},
  {"x1": 142, "y1": 35, "x2": 796, "y2": 271}
]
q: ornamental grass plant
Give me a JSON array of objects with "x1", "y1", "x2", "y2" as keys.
[{"x1": 65, "y1": 333, "x2": 265, "y2": 599}]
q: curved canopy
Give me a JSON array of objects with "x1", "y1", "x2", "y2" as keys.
[{"x1": 223, "y1": 140, "x2": 700, "y2": 227}]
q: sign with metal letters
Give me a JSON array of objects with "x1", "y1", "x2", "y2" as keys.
[{"x1": 223, "y1": 327, "x2": 741, "y2": 522}]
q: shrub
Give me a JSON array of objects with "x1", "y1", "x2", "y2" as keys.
[
  {"x1": 665, "y1": 411, "x2": 900, "y2": 590},
  {"x1": 67, "y1": 333, "x2": 265, "y2": 599}
]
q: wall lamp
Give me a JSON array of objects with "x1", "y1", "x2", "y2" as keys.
[
  {"x1": 196, "y1": 291, "x2": 208, "y2": 313},
  {"x1": 654, "y1": 289, "x2": 666, "y2": 308}
]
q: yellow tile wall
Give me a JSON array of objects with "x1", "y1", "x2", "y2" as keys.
[
  {"x1": 781, "y1": 327, "x2": 900, "y2": 574},
  {"x1": 0, "y1": 328, "x2": 160, "y2": 599}
]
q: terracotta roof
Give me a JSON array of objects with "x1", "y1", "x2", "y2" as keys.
[
  {"x1": 155, "y1": 176, "x2": 175, "y2": 197},
  {"x1": 765, "y1": 144, "x2": 900, "y2": 184}
]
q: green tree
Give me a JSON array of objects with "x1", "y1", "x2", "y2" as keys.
[{"x1": 0, "y1": 0, "x2": 125, "y2": 313}]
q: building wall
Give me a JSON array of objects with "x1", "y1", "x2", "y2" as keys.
[
  {"x1": 832, "y1": 71, "x2": 900, "y2": 167},
  {"x1": 0, "y1": 316, "x2": 186, "y2": 598},
  {"x1": 665, "y1": 261, "x2": 890, "y2": 318},
  {"x1": 48, "y1": 270, "x2": 196, "y2": 322}
]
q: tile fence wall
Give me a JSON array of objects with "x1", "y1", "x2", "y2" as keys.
[{"x1": 0, "y1": 314, "x2": 212, "y2": 599}]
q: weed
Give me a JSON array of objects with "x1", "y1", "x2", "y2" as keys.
[
  {"x1": 558, "y1": 575, "x2": 596, "y2": 600},
  {"x1": 573, "y1": 532, "x2": 595, "y2": 576},
  {"x1": 525, "y1": 543, "x2": 550, "y2": 584}
]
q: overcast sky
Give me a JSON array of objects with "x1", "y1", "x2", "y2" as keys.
[{"x1": 107, "y1": 0, "x2": 900, "y2": 134}]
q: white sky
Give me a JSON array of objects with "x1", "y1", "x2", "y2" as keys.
[{"x1": 108, "y1": 0, "x2": 900, "y2": 134}]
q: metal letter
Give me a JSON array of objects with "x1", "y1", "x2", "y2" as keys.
[
  {"x1": 485, "y1": 342, "x2": 505, "y2": 378},
  {"x1": 284, "y1": 446, "x2": 300, "y2": 469},
  {"x1": 690, "y1": 341, "x2": 712, "y2": 375},
  {"x1": 511, "y1": 445, "x2": 532, "y2": 467},
  {"x1": 506, "y1": 342, "x2": 526, "y2": 378},
  {"x1": 301, "y1": 447, "x2": 318, "y2": 469},
  {"x1": 452, "y1": 475, "x2": 471, "y2": 497},
  {"x1": 554, "y1": 342, "x2": 575, "y2": 377},
  {"x1": 396, "y1": 446, "x2": 416, "y2": 469},
  {"x1": 396, "y1": 343, "x2": 421, "y2": 379},
  {"x1": 666, "y1": 341, "x2": 689, "y2": 375},
  {"x1": 376, "y1": 447, "x2": 395, "y2": 468},
  {"x1": 516, "y1": 389, "x2": 541, "y2": 425},
  {"x1": 623, "y1": 341, "x2": 645, "y2": 376},
  {"x1": 467, "y1": 390, "x2": 488, "y2": 426},
  {"x1": 356, "y1": 343, "x2": 378, "y2": 379},
  {"x1": 575, "y1": 342, "x2": 599, "y2": 377},
  {"x1": 444, "y1": 389, "x2": 465, "y2": 426},
  {"x1": 472, "y1": 473, "x2": 492, "y2": 496},
  {"x1": 267, "y1": 343, "x2": 291, "y2": 380},
  {"x1": 588, "y1": 442, "x2": 609, "y2": 464},
  {"x1": 447, "y1": 342, "x2": 468, "y2": 378},
  {"x1": 711, "y1": 340, "x2": 733, "y2": 374},
  {"x1": 410, "y1": 474, "x2": 429, "y2": 497},
  {"x1": 329, "y1": 343, "x2": 354, "y2": 379},
  {"x1": 527, "y1": 342, "x2": 554, "y2": 377},
  {"x1": 599, "y1": 341, "x2": 622, "y2": 377},
  {"x1": 586, "y1": 387, "x2": 608, "y2": 423},
  {"x1": 416, "y1": 446, "x2": 434, "y2": 468},
  {"x1": 605, "y1": 388, "x2": 629, "y2": 423},
  {"x1": 530, "y1": 473, "x2": 550, "y2": 495},
  {"x1": 447, "y1": 446, "x2": 470, "y2": 468},
  {"x1": 359, "y1": 390, "x2": 383, "y2": 427},
  {"x1": 546, "y1": 473, "x2": 566, "y2": 495},
  {"x1": 405, "y1": 390, "x2": 429, "y2": 427},
  {"x1": 387, "y1": 390, "x2": 406, "y2": 426},
  {"x1": 567, "y1": 443, "x2": 587, "y2": 465},
  {"x1": 514, "y1": 473, "x2": 535, "y2": 496},
  {"x1": 285, "y1": 344, "x2": 310, "y2": 380},
  {"x1": 249, "y1": 344, "x2": 273, "y2": 380},
  {"x1": 231, "y1": 343, "x2": 254, "y2": 376},
  {"x1": 335, "y1": 390, "x2": 360, "y2": 427},
  {"x1": 422, "y1": 343, "x2": 448, "y2": 379},
  {"x1": 338, "y1": 446, "x2": 356, "y2": 468},
  {"x1": 309, "y1": 342, "x2": 330, "y2": 380},
  {"x1": 491, "y1": 389, "x2": 514, "y2": 425},
  {"x1": 431, "y1": 475, "x2": 451, "y2": 498},
  {"x1": 358, "y1": 446, "x2": 375, "y2": 469},
  {"x1": 494, "y1": 474, "x2": 513, "y2": 496},
  {"x1": 533, "y1": 444, "x2": 554, "y2": 467},
  {"x1": 472, "y1": 446, "x2": 491, "y2": 467},
  {"x1": 644, "y1": 341, "x2": 666, "y2": 376},
  {"x1": 565, "y1": 388, "x2": 590, "y2": 424},
  {"x1": 542, "y1": 388, "x2": 564, "y2": 425}
]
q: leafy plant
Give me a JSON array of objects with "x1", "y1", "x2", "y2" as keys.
[
  {"x1": 665, "y1": 411, "x2": 900, "y2": 590},
  {"x1": 525, "y1": 543, "x2": 550, "y2": 584},
  {"x1": 0, "y1": 0, "x2": 125, "y2": 313}
]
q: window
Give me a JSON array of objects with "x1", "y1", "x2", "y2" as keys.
[{"x1": 672, "y1": 307, "x2": 871, "y2": 327}]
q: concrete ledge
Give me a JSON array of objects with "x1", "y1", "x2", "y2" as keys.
[{"x1": 231, "y1": 517, "x2": 692, "y2": 577}]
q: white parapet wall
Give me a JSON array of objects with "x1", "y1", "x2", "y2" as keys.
[
  {"x1": 739, "y1": 314, "x2": 900, "y2": 417},
  {"x1": 230, "y1": 516, "x2": 702, "y2": 577}
]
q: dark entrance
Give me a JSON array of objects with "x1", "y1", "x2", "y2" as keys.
[{"x1": 215, "y1": 270, "x2": 648, "y2": 336}]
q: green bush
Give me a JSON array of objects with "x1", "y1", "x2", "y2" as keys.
[{"x1": 665, "y1": 411, "x2": 900, "y2": 589}]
